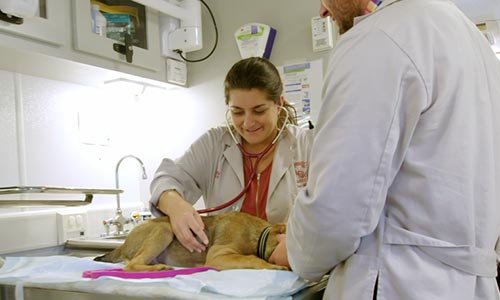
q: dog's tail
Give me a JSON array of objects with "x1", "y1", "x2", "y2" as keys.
[{"x1": 93, "y1": 247, "x2": 123, "y2": 263}]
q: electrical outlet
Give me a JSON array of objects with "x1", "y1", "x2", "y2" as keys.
[{"x1": 57, "y1": 211, "x2": 88, "y2": 245}]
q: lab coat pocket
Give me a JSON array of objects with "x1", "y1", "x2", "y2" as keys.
[
  {"x1": 383, "y1": 221, "x2": 497, "y2": 277},
  {"x1": 325, "y1": 253, "x2": 379, "y2": 300}
]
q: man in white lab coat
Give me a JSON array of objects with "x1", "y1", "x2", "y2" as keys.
[{"x1": 270, "y1": 0, "x2": 500, "y2": 299}]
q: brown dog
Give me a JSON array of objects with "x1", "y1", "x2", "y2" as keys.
[{"x1": 94, "y1": 211, "x2": 288, "y2": 271}]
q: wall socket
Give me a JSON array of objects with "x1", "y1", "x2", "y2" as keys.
[{"x1": 57, "y1": 210, "x2": 87, "y2": 245}]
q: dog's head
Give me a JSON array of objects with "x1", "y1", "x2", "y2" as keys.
[{"x1": 262, "y1": 223, "x2": 286, "y2": 261}]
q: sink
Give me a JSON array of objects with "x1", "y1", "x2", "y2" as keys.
[
  {"x1": 2, "y1": 244, "x2": 109, "y2": 258},
  {"x1": 65, "y1": 237, "x2": 124, "y2": 249},
  {"x1": 65, "y1": 236, "x2": 126, "y2": 251},
  {"x1": 1, "y1": 235, "x2": 124, "y2": 261},
  {"x1": 101, "y1": 234, "x2": 128, "y2": 240}
]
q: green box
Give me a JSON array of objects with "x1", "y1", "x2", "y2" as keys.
[{"x1": 104, "y1": 13, "x2": 131, "y2": 43}]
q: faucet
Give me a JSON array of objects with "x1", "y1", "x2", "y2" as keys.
[{"x1": 104, "y1": 154, "x2": 147, "y2": 236}]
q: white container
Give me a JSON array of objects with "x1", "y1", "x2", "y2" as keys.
[{"x1": 91, "y1": 4, "x2": 107, "y2": 37}]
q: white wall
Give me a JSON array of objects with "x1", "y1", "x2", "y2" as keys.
[
  {"x1": 0, "y1": 70, "x2": 215, "y2": 253},
  {"x1": 187, "y1": 0, "x2": 330, "y2": 114},
  {"x1": 0, "y1": 71, "x2": 211, "y2": 208}
]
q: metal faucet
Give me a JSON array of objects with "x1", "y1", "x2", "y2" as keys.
[{"x1": 104, "y1": 155, "x2": 147, "y2": 236}]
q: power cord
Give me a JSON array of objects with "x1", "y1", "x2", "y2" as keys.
[{"x1": 174, "y1": 0, "x2": 218, "y2": 63}]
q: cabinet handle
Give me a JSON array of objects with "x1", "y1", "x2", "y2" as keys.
[
  {"x1": 0, "y1": 10, "x2": 23, "y2": 25},
  {"x1": 112, "y1": 33, "x2": 133, "y2": 63}
]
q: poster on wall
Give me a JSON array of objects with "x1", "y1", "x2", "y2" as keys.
[{"x1": 278, "y1": 59, "x2": 323, "y2": 128}]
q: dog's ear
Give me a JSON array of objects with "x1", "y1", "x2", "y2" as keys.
[{"x1": 271, "y1": 223, "x2": 286, "y2": 235}]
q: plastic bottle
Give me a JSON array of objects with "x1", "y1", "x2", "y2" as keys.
[{"x1": 91, "y1": 4, "x2": 107, "y2": 37}]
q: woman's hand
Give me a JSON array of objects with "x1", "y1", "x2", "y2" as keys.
[{"x1": 157, "y1": 190, "x2": 209, "y2": 253}]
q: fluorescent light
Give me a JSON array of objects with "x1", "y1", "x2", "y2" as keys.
[{"x1": 103, "y1": 78, "x2": 177, "y2": 95}]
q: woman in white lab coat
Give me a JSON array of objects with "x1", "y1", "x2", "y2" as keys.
[
  {"x1": 149, "y1": 57, "x2": 313, "y2": 253},
  {"x1": 279, "y1": 0, "x2": 500, "y2": 299}
]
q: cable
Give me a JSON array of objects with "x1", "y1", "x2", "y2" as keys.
[{"x1": 174, "y1": 0, "x2": 218, "y2": 63}]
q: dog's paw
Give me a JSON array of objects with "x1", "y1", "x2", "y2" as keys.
[
  {"x1": 154, "y1": 264, "x2": 174, "y2": 271},
  {"x1": 124, "y1": 264, "x2": 174, "y2": 272},
  {"x1": 269, "y1": 264, "x2": 290, "y2": 271}
]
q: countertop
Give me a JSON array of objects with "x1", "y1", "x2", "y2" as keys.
[{"x1": 0, "y1": 244, "x2": 327, "y2": 300}]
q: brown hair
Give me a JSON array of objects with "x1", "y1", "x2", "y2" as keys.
[{"x1": 224, "y1": 57, "x2": 297, "y2": 127}]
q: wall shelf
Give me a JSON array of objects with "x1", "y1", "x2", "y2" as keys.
[{"x1": 0, "y1": 186, "x2": 123, "y2": 206}]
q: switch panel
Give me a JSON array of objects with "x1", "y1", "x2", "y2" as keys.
[
  {"x1": 57, "y1": 211, "x2": 87, "y2": 245},
  {"x1": 311, "y1": 16, "x2": 335, "y2": 52}
]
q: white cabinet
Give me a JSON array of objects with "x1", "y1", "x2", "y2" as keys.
[
  {"x1": 72, "y1": 0, "x2": 162, "y2": 72},
  {"x1": 0, "y1": 0, "x2": 188, "y2": 87},
  {"x1": 0, "y1": 0, "x2": 66, "y2": 46}
]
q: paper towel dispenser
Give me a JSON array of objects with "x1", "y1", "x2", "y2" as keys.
[{"x1": 132, "y1": 0, "x2": 203, "y2": 57}]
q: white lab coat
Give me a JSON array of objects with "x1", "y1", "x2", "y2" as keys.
[
  {"x1": 150, "y1": 125, "x2": 313, "y2": 224},
  {"x1": 287, "y1": 0, "x2": 500, "y2": 299}
]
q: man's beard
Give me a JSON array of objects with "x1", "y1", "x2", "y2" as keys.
[{"x1": 330, "y1": 0, "x2": 365, "y2": 34}]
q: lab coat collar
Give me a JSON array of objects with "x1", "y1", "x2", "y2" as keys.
[
  {"x1": 354, "y1": 0, "x2": 402, "y2": 25},
  {"x1": 222, "y1": 128, "x2": 245, "y2": 186},
  {"x1": 268, "y1": 128, "x2": 295, "y2": 196}
]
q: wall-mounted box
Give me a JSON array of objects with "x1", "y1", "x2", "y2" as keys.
[
  {"x1": 477, "y1": 20, "x2": 500, "y2": 54},
  {"x1": 57, "y1": 210, "x2": 88, "y2": 244}
]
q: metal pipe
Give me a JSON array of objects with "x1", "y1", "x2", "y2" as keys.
[
  {"x1": 109, "y1": 155, "x2": 147, "y2": 235},
  {"x1": 115, "y1": 154, "x2": 147, "y2": 211}
]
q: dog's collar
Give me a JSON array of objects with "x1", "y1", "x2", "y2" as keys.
[{"x1": 257, "y1": 225, "x2": 272, "y2": 260}]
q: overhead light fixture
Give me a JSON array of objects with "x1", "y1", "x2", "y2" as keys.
[{"x1": 103, "y1": 78, "x2": 177, "y2": 95}]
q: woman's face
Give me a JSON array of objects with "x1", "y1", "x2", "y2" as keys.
[{"x1": 228, "y1": 88, "x2": 280, "y2": 150}]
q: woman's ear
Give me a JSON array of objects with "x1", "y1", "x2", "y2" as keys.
[{"x1": 278, "y1": 96, "x2": 285, "y2": 113}]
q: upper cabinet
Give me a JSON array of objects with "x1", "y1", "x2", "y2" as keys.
[
  {"x1": 0, "y1": 0, "x2": 66, "y2": 46},
  {"x1": 72, "y1": 0, "x2": 162, "y2": 72},
  {"x1": 0, "y1": 0, "x2": 200, "y2": 87}
]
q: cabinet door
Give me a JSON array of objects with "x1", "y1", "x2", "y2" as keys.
[
  {"x1": 0, "y1": 0, "x2": 66, "y2": 45},
  {"x1": 72, "y1": 0, "x2": 162, "y2": 72}
]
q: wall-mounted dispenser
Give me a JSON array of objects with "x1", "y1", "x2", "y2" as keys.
[
  {"x1": 133, "y1": 0, "x2": 203, "y2": 59},
  {"x1": 235, "y1": 23, "x2": 276, "y2": 59}
]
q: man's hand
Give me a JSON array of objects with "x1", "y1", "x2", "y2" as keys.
[{"x1": 269, "y1": 234, "x2": 290, "y2": 268}]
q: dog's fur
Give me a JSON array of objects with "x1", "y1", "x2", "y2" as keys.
[{"x1": 94, "y1": 211, "x2": 288, "y2": 271}]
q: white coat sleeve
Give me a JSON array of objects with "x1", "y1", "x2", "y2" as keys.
[{"x1": 287, "y1": 29, "x2": 428, "y2": 281}]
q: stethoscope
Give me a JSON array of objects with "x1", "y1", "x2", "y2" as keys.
[{"x1": 197, "y1": 106, "x2": 289, "y2": 214}]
